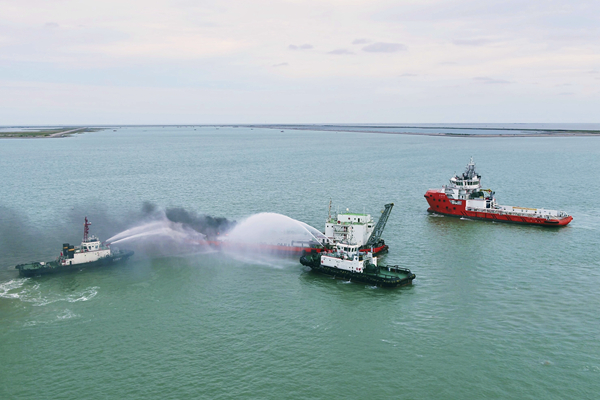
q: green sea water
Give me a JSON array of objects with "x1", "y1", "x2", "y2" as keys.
[{"x1": 1, "y1": 127, "x2": 599, "y2": 399}]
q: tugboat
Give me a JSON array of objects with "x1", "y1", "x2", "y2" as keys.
[
  {"x1": 15, "y1": 217, "x2": 134, "y2": 277},
  {"x1": 324, "y1": 202, "x2": 393, "y2": 255},
  {"x1": 300, "y1": 243, "x2": 415, "y2": 288},
  {"x1": 424, "y1": 158, "x2": 573, "y2": 226}
]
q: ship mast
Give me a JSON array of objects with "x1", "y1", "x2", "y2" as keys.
[
  {"x1": 463, "y1": 156, "x2": 477, "y2": 179},
  {"x1": 84, "y1": 217, "x2": 91, "y2": 242}
]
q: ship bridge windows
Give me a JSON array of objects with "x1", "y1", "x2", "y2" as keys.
[{"x1": 456, "y1": 180, "x2": 479, "y2": 186}]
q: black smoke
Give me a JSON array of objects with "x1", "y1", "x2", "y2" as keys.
[
  {"x1": 105, "y1": 202, "x2": 237, "y2": 257},
  {"x1": 164, "y1": 207, "x2": 236, "y2": 239},
  {"x1": 0, "y1": 202, "x2": 236, "y2": 277}
]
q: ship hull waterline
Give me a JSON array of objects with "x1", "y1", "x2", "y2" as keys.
[
  {"x1": 300, "y1": 255, "x2": 415, "y2": 288},
  {"x1": 427, "y1": 208, "x2": 573, "y2": 226},
  {"x1": 425, "y1": 191, "x2": 573, "y2": 227},
  {"x1": 206, "y1": 240, "x2": 389, "y2": 257},
  {"x1": 16, "y1": 250, "x2": 134, "y2": 277}
]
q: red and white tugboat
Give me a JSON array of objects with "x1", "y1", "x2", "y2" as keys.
[{"x1": 424, "y1": 158, "x2": 573, "y2": 226}]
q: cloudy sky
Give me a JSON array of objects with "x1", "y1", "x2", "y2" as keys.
[{"x1": 0, "y1": 0, "x2": 599, "y2": 124}]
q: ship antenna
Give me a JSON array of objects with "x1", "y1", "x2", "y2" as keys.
[
  {"x1": 84, "y1": 217, "x2": 91, "y2": 242},
  {"x1": 328, "y1": 199, "x2": 332, "y2": 221}
]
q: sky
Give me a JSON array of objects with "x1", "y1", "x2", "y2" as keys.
[{"x1": 0, "y1": 0, "x2": 599, "y2": 124}]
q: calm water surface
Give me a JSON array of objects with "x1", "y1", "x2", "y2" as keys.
[{"x1": 1, "y1": 127, "x2": 599, "y2": 399}]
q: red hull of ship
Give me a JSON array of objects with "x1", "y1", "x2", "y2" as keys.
[
  {"x1": 205, "y1": 240, "x2": 388, "y2": 256},
  {"x1": 424, "y1": 190, "x2": 573, "y2": 226}
]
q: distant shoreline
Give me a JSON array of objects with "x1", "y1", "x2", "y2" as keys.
[
  {"x1": 247, "y1": 125, "x2": 600, "y2": 138},
  {"x1": 0, "y1": 127, "x2": 94, "y2": 138},
  {"x1": 2, "y1": 125, "x2": 600, "y2": 138}
]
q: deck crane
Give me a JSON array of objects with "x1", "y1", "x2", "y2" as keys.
[{"x1": 365, "y1": 203, "x2": 394, "y2": 248}]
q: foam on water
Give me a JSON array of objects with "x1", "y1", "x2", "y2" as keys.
[
  {"x1": 57, "y1": 309, "x2": 80, "y2": 320},
  {"x1": 0, "y1": 279, "x2": 99, "y2": 306},
  {"x1": 0, "y1": 278, "x2": 29, "y2": 299},
  {"x1": 67, "y1": 287, "x2": 99, "y2": 303},
  {"x1": 29, "y1": 286, "x2": 99, "y2": 307}
]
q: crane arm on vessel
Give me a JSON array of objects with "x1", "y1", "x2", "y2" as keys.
[{"x1": 365, "y1": 203, "x2": 394, "y2": 247}]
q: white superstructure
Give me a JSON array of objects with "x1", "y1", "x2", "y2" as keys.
[
  {"x1": 436, "y1": 157, "x2": 569, "y2": 218},
  {"x1": 320, "y1": 243, "x2": 377, "y2": 273},
  {"x1": 59, "y1": 217, "x2": 112, "y2": 266},
  {"x1": 325, "y1": 210, "x2": 375, "y2": 246},
  {"x1": 60, "y1": 236, "x2": 111, "y2": 266}
]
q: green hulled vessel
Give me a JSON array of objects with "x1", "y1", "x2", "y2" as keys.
[
  {"x1": 15, "y1": 217, "x2": 134, "y2": 277},
  {"x1": 300, "y1": 243, "x2": 415, "y2": 288}
]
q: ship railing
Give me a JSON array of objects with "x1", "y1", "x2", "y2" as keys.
[
  {"x1": 465, "y1": 207, "x2": 566, "y2": 219},
  {"x1": 467, "y1": 207, "x2": 525, "y2": 216},
  {"x1": 377, "y1": 265, "x2": 412, "y2": 277}
]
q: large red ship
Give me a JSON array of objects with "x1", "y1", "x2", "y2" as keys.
[{"x1": 424, "y1": 158, "x2": 573, "y2": 226}]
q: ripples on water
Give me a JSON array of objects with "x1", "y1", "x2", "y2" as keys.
[
  {"x1": 0, "y1": 278, "x2": 98, "y2": 306},
  {"x1": 1, "y1": 126, "x2": 599, "y2": 399}
]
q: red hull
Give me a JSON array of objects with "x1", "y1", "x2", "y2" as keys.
[
  {"x1": 205, "y1": 240, "x2": 388, "y2": 256},
  {"x1": 424, "y1": 190, "x2": 573, "y2": 226}
]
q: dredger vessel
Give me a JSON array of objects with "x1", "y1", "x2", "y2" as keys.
[{"x1": 15, "y1": 217, "x2": 134, "y2": 277}]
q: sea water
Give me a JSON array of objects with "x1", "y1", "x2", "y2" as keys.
[{"x1": 1, "y1": 126, "x2": 599, "y2": 399}]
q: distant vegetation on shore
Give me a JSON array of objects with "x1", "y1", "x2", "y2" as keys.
[{"x1": 0, "y1": 127, "x2": 101, "y2": 138}]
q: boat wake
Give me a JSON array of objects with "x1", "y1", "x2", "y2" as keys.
[
  {"x1": 0, "y1": 278, "x2": 99, "y2": 306},
  {"x1": 0, "y1": 278, "x2": 28, "y2": 299},
  {"x1": 56, "y1": 309, "x2": 80, "y2": 321},
  {"x1": 23, "y1": 308, "x2": 81, "y2": 327}
]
